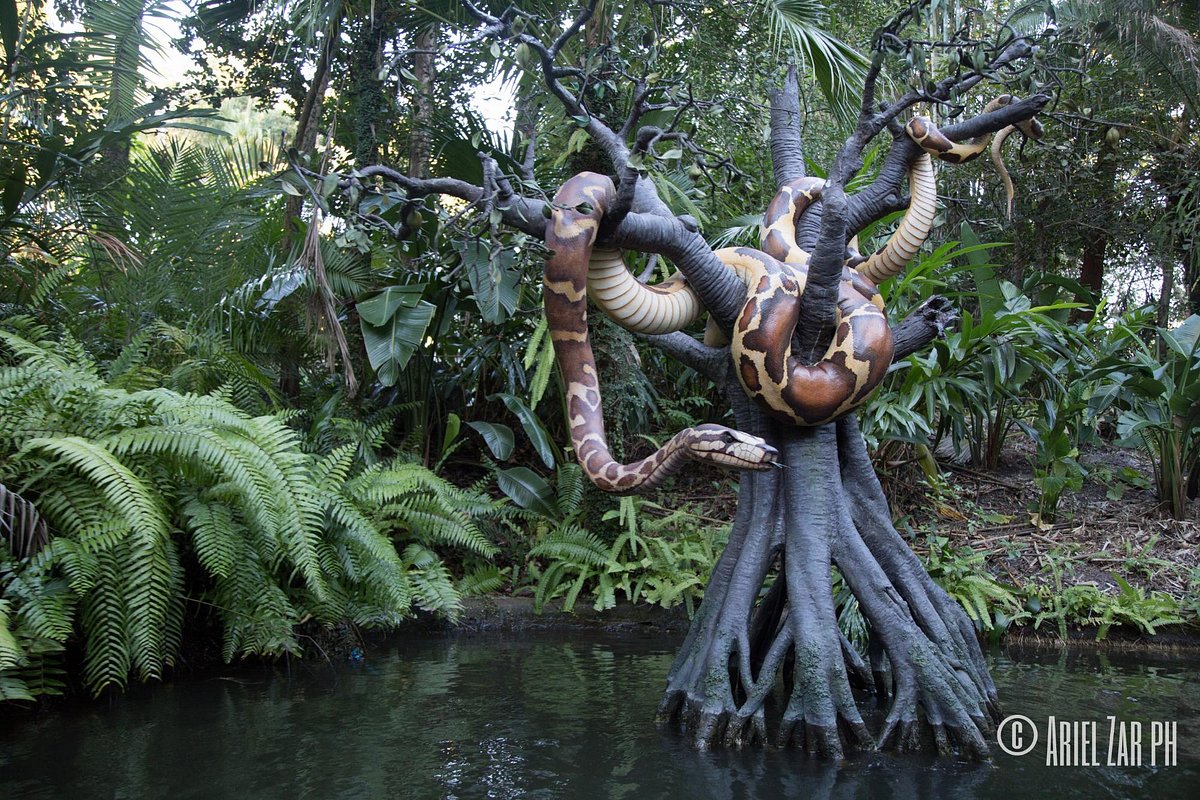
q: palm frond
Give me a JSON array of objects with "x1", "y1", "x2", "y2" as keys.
[{"x1": 758, "y1": 0, "x2": 870, "y2": 122}]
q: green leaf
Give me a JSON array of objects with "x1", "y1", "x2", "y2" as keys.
[
  {"x1": 442, "y1": 412, "x2": 461, "y2": 456},
  {"x1": 319, "y1": 173, "x2": 339, "y2": 198},
  {"x1": 358, "y1": 287, "x2": 436, "y2": 385},
  {"x1": 3, "y1": 160, "x2": 25, "y2": 216},
  {"x1": 528, "y1": 338, "x2": 556, "y2": 410},
  {"x1": 467, "y1": 421, "x2": 515, "y2": 460},
  {"x1": 490, "y1": 393, "x2": 556, "y2": 468},
  {"x1": 1160, "y1": 315, "x2": 1200, "y2": 359},
  {"x1": 458, "y1": 240, "x2": 505, "y2": 323},
  {"x1": 1, "y1": 0, "x2": 18, "y2": 64},
  {"x1": 760, "y1": 0, "x2": 869, "y2": 121},
  {"x1": 496, "y1": 467, "x2": 559, "y2": 518},
  {"x1": 356, "y1": 285, "x2": 424, "y2": 325},
  {"x1": 960, "y1": 222, "x2": 1004, "y2": 324}
]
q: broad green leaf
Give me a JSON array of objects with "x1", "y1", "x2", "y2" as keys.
[
  {"x1": 496, "y1": 466, "x2": 559, "y2": 518},
  {"x1": 467, "y1": 421, "x2": 515, "y2": 460},
  {"x1": 356, "y1": 285, "x2": 426, "y2": 325},
  {"x1": 0, "y1": 0, "x2": 16, "y2": 63},
  {"x1": 960, "y1": 222, "x2": 1004, "y2": 324},
  {"x1": 1161, "y1": 315, "x2": 1200, "y2": 359},
  {"x1": 460, "y1": 239, "x2": 502, "y2": 323},
  {"x1": 497, "y1": 254, "x2": 522, "y2": 316},
  {"x1": 490, "y1": 392, "x2": 557, "y2": 468},
  {"x1": 442, "y1": 413, "x2": 461, "y2": 456},
  {"x1": 358, "y1": 290, "x2": 436, "y2": 385}
]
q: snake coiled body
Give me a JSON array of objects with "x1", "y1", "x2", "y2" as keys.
[
  {"x1": 544, "y1": 97, "x2": 1040, "y2": 491},
  {"x1": 906, "y1": 94, "x2": 1044, "y2": 219},
  {"x1": 721, "y1": 247, "x2": 893, "y2": 425},
  {"x1": 544, "y1": 173, "x2": 778, "y2": 493}
]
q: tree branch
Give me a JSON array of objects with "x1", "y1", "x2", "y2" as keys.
[
  {"x1": 329, "y1": 165, "x2": 549, "y2": 238},
  {"x1": 891, "y1": 296, "x2": 959, "y2": 359},
  {"x1": 605, "y1": 211, "x2": 746, "y2": 331},
  {"x1": 642, "y1": 332, "x2": 726, "y2": 381},
  {"x1": 767, "y1": 65, "x2": 805, "y2": 186},
  {"x1": 845, "y1": 93, "x2": 1051, "y2": 236},
  {"x1": 461, "y1": 0, "x2": 628, "y2": 167}
]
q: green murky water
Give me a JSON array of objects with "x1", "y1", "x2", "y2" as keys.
[{"x1": 1, "y1": 630, "x2": 1197, "y2": 799}]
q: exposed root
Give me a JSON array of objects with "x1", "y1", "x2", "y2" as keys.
[
  {"x1": 657, "y1": 409, "x2": 1000, "y2": 760},
  {"x1": 839, "y1": 630, "x2": 874, "y2": 691}
]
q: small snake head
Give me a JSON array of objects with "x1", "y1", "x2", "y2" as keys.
[{"x1": 689, "y1": 424, "x2": 779, "y2": 470}]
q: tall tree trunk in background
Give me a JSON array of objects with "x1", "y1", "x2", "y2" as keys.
[
  {"x1": 351, "y1": 14, "x2": 388, "y2": 167},
  {"x1": 408, "y1": 25, "x2": 438, "y2": 179},
  {"x1": 1076, "y1": 145, "x2": 1118, "y2": 321},
  {"x1": 280, "y1": 14, "x2": 343, "y2": 401},
  {"x1": 94, "y1": 1, "x2": 148, "y2": 182},
  {"x1": 283, "y1": 15, "x2": 342, "y2": 248},
  {"x1": 1077, "y1": 232, "x2": 1106, "y2": 319},
  {"x1": 584, "y1": 0, "x2": 611, "y2": 48},
  {"x1": 1158, "y1": 250, "x2": 1176, "y2": 329}
]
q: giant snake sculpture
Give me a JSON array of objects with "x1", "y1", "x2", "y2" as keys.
[{"x1": 544, "y1": 98, "x2": 1041, "y2": 492}]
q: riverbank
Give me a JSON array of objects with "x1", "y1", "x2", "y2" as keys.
[{"x1": 396, "y1": 595, "x2": 1200, "y2": 652}]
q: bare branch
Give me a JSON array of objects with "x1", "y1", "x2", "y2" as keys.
[
  {"x1": 891, "y1": 296, "x2": 959, "y2": 360},
  {"x1": 767, "y1": 65, "x2": 805, "y2": 186},
  {"x1": 637, "y1": 253, "x2": 659, "y2": 283},
  {"x1": 320, "y1": 164, "x2": 549, "y2": 238},
  {"x1": 549, "y1": 0, "x2": 602, "y2": 58},
  {"x1": 618, "y1": 78, "x2": 652, "y2": 140},
  {"x1": 603, "y1": 126, "x2": 661, "y2": 233},
  {"x1": 641, "y1": 332, "x2": 727, "y2": 381}
]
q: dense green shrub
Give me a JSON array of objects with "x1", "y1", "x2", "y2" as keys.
[{"x1": 0, "y1": 326, "x2": 500, "y2": 699}]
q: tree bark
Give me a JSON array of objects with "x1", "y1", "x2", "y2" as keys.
[
  {"x1": 1076, "y1": 147, "x2": 1117, "y2": 321},
  {"x1": 350, "y1": 14, "x2": 389, "y2": 168},
  {"x1": 282, "y1": 14, "x2": 342, "y2": 253},
  {"x1": 408, "y1": 26, "x2": 438, "y2": 180}
]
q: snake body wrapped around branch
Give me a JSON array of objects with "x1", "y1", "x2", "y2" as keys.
[
  {"x1": 544, "y1": 174, "x2": 779, "y2": 493},
  {"x1": 543, "y1": 97, "x2": 1042, "y2": 492}
]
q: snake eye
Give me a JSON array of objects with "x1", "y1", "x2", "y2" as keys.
[{"x1": 721, "y1": 432, "x2": 737, "y2": 443}]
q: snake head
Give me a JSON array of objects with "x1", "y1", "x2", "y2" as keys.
[{"x1": 689, "y1": 424, "x2": 779, "y2": 470}]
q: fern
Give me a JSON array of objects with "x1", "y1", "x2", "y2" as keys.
[{"x1": 0, "y1": 330, "x2": 506, "y2": 699}]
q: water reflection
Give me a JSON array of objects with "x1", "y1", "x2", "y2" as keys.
[{"x1": 0, "y1": 632, "x2": 1196, "y2": 799}]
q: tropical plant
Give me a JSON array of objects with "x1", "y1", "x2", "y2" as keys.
[
  {"x1": 1017, "y1": 306, "x2": 1153, "y2": 522},
  {"x1": 1030, "y1": 577, "x2": 1188, "y2": 641},
  {"x1": 1102, "y1": 314, "x2": 1200, "y2": 518},
  {"x1": 863, "y1": 225, "x2": 1076, "y2": 472},
  {"x1": 920, "y1": 534, "x2": 1025, "y2": 634},
  {"x1": 526, "y1": 490, "x2": 728, "y2": 617},
  {"x1": 0, "y1": 326, "x2": 500, "y2": 699}
]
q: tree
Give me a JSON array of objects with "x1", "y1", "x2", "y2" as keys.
[
  {"x1": 946, "y1": 0, "x2": 1200, "y2": 323},
  {"x1": 306, "y1": 0, "x2": 1050, "y2": 758}
]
